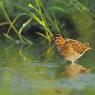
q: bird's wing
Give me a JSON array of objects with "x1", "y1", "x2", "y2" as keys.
[{"x1": 64, "y1": 39, "x2": 87, "y2": 54}]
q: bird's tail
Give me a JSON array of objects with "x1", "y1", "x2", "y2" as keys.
[{"x1": 84, "y1": 42, "x2": 92, "y2": 51}]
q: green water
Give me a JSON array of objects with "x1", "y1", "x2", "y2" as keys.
[{"x1": 0, "y1": 40, "x2": 95, "y2": 95}]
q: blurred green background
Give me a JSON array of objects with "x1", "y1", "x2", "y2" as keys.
[{"x1": 0, "y1": 0, "x2": 95, "y2": 95}]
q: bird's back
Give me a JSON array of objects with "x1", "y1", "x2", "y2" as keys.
[
  {"x1": 56, "y1": 39, "x2": 91, "y2": 59},
  {"x1": 64, "y1": 39, "x2": 90, "y2": 54}
]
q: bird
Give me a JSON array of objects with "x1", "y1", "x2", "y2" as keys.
[{"x1": 51, "y1": 34, "x2": 91, "y2": 64}]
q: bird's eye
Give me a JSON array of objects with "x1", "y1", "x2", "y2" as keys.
[{"x1": 57, "y1": 40, "x2": 60, "y2": 42}]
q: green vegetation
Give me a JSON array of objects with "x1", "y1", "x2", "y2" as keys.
[
  {"x1": 0, "y1": 0, "x2": 95, "y2": 95},
  {"x1": 0, "y1": 0, "x2": 95, "y2": 45}
]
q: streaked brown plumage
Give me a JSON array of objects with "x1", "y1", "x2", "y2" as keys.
[{"x1": 52, "y1": 34, "x2": 91, "y2": 64}]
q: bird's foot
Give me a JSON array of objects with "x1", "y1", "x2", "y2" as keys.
[{"x1": 71, "y1": 61, "x2": 76, "y2": 65}]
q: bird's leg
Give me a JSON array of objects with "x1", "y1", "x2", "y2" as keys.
[{"x1": 71, "y1": 60, "x2": 76, "y2": 65}]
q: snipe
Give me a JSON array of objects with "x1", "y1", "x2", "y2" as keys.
[{"x1": 51, "y1": 34, "x2": 91, "y2": 64}]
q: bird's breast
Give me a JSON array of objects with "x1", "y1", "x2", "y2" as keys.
[{"x1": 56, "y1": 45, "x2": 65, "y2": 57}]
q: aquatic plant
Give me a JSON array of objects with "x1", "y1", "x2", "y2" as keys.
[
  {"x1": 0, "y1": 0, "x2": 95, "y2": 46},
  {"x1": 0, "y1": 0, "x2": 32, "y2": 44}
]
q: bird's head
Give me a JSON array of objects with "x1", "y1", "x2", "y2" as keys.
[{"x1": 50, "y1": 34, "x2": 65, "y2": 46}]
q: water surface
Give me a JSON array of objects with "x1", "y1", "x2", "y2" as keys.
[{"x1": 0, "y1": 40, "x2": 95, "y2": 95}]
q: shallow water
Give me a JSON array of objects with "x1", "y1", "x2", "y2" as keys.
[{"x1": 0, "y1": 40, "x2": 95, "y2": 95}]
